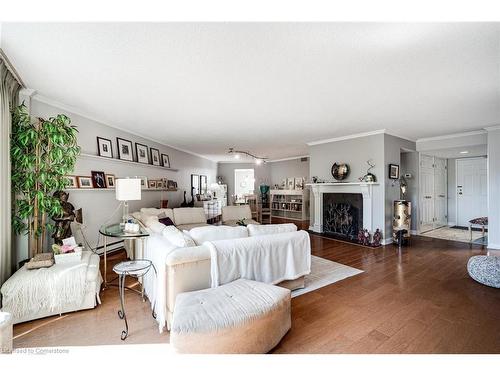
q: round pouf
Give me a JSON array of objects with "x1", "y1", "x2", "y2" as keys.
[
  {"x1": 0, "y1": 312, "x2": 13, "y2": 354},
  {"x1": 170, "y1": 279, "x2": 291, "y2": 354},
  {"x1": 467, "y1": 255, "x2": 500, "y2": 288}
]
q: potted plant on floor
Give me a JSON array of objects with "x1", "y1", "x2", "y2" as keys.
[{"x1": 11, "y1": 104, "x2": 80, "y2": 258}]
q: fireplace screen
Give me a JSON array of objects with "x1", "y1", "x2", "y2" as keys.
[{"x1": 323, "y1": 193, "x2": 363, "y2": 241}]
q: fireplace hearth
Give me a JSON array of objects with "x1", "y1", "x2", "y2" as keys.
[{"x1": 322, "y1": 193, "x2": 363, "y2": 242}]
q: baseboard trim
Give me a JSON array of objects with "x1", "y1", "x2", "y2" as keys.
[
  {"x1": 410, "y1": 230, "x2": 418, "y2": 235},
  {"x1": 487, "y1": 243, "x2": 500, "y2": 250},
  {"x1": 382, "y1": 238, "x2": 393, "y2": 245},
  {"x1": 447, "y1": 222, "x2": 456, "y2": 227}
]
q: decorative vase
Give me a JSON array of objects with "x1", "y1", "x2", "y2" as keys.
[{"x1": 331, "y1": 163, "x2": 350, "y2": 181}]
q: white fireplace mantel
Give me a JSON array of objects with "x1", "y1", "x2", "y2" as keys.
[{"x1": 306, "y1": 182, "x2": 379, "y2": 234}]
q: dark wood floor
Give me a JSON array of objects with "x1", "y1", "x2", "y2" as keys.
[{"x1": 13, "y1": 232, "x2": 500, "y2": 353}]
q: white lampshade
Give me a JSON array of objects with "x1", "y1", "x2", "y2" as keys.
[{"x1": 115, "y1": 178, "x2": 141, "y2": 201}]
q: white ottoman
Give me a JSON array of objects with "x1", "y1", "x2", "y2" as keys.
[
  {"x1": 0, "y1": 312, "x2": 13, "y2": 354},
  {"x1": 171, "y1": 279, "x2": 291, "y2": 354}
]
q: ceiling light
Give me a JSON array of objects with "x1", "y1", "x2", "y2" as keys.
[
  {"x1": 460, "y1": 150, "x2": 469, "y2": 154},
  {"x1": 227, "y1": 148, "x2": 267, "y2": 164}
]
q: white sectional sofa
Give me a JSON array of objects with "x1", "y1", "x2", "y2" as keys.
[{"x1": 132, "y1": 209, "x2": 311, "y2": 332}]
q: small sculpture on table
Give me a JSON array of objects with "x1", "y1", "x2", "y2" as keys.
[{"x1": 51, "y1": 191, "x2": 76, "y2": 245}]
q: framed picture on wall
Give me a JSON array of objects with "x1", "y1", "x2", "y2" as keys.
[
  {"x1": 294, "y1": 177, "x2": 304, "y2": 190},
  {"x1": 150, "y1": 148, "x2": 161, "y2": 166},
  {"x1": 148, "y1": 180, "x2": 157, "y2": 189},
  {"x1": 161, "y1": 154, "x2": 170, "y2": 168},
  {"x1": 105, "y1": 174, "x2": 115, "y2": 188},
  {"x1": 97, "y1": 137, "x2": 113, "y2": 158},
  {"x1": 117, "y1": 137, "x2": 134, "y2": 161},
  {"x1": 287, "y1": 178, "x2": 294, "y2": 190},
  {"x1": 138, "y1": 176, "x2": 148, "y2": 189},
  {"x1": 64, "y1": 175, "x2": 78, "y2": 188},
  {"x1": 135, "y1": 143, "x2": 149, "y2": 164},
  {"x1": 191, "y1": 174, "x2": 200, "y2": 196},
  {"x1": 200, "y1": 175, "x2": 208, "y2": 194},
  {"x1": 77, "y1": 176, "x2": 93, "y2": 189},
  {"x1": 91, "y1": 171, "x2": 107, "y2": 188},
  {"x1": 389, "y1": 164, "x2": 400, "y2": 179}
]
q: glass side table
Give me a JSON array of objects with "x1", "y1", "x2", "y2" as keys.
[
  {"x1": 113, "y1": 260, "x2": 156, "y2": 340},
  {"x1": 99, "y1": 223, "x2": 149, "y2": 288}
]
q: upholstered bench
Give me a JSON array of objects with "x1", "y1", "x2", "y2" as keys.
[
  {"x1": 467, "y1": 255, "x2": 500, "y2": 288},
  {"x1": 170, "y1": 279, "x2": 291, "y2": 353}
]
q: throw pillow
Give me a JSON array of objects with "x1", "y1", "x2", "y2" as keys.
[
  {"x1": 162, "y1": 226, "x2": 196, "y2": 248},
  {"x1": 158, "y1": 216, "x2": 175, "y2": 226},
  {"x1": 188, "y1": 225, "x2": 248, "y2": 245}
]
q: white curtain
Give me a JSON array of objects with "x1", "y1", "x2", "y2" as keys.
[{"x1": 0, "y1": 59, "x2": 20, "y2": 286}]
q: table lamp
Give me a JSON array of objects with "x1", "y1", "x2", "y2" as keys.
[{"x1": 115, "y1": 178, "x2": 141, "y2": 225}]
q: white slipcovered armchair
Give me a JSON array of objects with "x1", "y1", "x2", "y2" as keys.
[{"x1": 221, "y1": 205, "x2": 259, "y2": 226}]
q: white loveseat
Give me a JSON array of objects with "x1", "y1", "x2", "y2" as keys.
[{"x1": 134, "y1": 216, "x2": 311, "y2": 332}]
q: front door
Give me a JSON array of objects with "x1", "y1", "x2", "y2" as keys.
[
  {"x1": 434, "y1": 157, "x2": 447, "y2": 227},
  {"x1": 456, "y1": 158, "x2": 488, "y2": 227}
]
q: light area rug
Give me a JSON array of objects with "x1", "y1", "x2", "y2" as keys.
[
  {"x1": 291, "y1": 255, "x2": 363, "y2": 298},
  {"x1": 421, "y1": 226, "x2": 487, "y2": 244}
]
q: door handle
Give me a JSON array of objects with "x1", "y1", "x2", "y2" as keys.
[{"x1": 438, "y1": 195, "x2": 445, "y2": 198}]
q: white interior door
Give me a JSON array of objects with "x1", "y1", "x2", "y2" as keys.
[
  {"x1": 434, "y1": 157, "x2": 447, "y2": 227},
  {"x1": 457, "y1": 158, "x2": 488, "y2": 227},
  {"x1": 420, "y1": 155, "x2": 435, "y2": 233}
]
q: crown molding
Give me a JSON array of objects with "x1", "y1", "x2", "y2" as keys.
[
  {"x1": 306, "y1": 129, "x2": 386, "y2": 146},
  {"x1": 267, "y1": 155, "x2": 309, "y2": 163},
  {"x1": 484, "y1": 125, "x2": 500, "y2": 132},
  {"x1": 32, "y1": 94, "x2": 216, "y2": 163},
  {"x1": 416, "y1": 129, "x2": 487, "y2": 143}
]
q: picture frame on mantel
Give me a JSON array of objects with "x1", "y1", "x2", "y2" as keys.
[
  {"x1": 135, "y1": 143, "x2": 149, "y2": 164},
  {"x1": 150, "y1": 148, "x2": 161, "y2": 166},
  {"x1": 97, "y1": 137, "x2": 113, "y2": 158},
  {"x1": 117, "y1": 137, "x2": 134, "y2": 161}
]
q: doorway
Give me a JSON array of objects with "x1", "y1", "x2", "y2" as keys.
[{"x1": 456, "y1": 157, "x2": 487, "y2": 226}]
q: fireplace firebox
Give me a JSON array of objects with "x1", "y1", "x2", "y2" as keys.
[{"x1": 322, "y1": 193, "x2": 363, "y2": 241}]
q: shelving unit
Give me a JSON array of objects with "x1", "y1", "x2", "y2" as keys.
[
  {"x1": 79, "y1": 153, "x2": 179, "y2": 172},
  {"x1": 270, "y1": 189, "x2": 309, "y2": 222}
]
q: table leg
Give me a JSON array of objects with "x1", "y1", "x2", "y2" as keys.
[
  {"x1": 117, "y1": 273, "x2": 129, "y2": 340},
  {"x1": 469, "y1": 226, "x2": 472, "y2": 243},
  {"x1": 103, "y1": 235, "x2": 108, "y2": 287}
]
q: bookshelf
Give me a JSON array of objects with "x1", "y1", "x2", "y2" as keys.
[{"x1": 270, "y1": 189, "x2": 309, "y2": 222}]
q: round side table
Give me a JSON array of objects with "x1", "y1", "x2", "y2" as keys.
[{"x1": 113, "y1": 259, "x2": 156, "y2": 340}]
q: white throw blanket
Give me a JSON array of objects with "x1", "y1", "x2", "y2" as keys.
[
  {"x1": 0, "y1": 251, "x2": 92, "y2": 320},
  {"x1": 142, "y1": 233, "x2": 178, "y2": 333},
  {"x1": 207, "y1": 230, "x2": 311, "y2": 288}
]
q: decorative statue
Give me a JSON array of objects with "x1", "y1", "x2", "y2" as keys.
[
  {"x1": 51, "y1": 191, "x2": 76, "y2": 245},
  {"x1": 372, "y1": 229, "x2": 382, "y2": 247},
  {"x1": 357, "y1": 229, "x2": 371, "y2": 246},
  {"x1": 399, "y1": 176, "x2": 408, "y2": 199},
  {"x1": 180, "y1": 191, "x2": 189, "y2": 207},
  {"x1": 360, "y1": 159, "x2": 377, "y2": 182}
]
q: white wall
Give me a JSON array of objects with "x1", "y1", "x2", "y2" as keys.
[
  {"x1": 487, "y1": 128, "x2": 500, "y2": 249},
  {"x1": 268, "y1": 158, "x2": 309, "y2": 188},
  {"x1": 25, "y1": 98, "x2": 217, "y2": 255}
]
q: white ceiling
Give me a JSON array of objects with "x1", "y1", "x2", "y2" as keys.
[{"x1": 2, "y1": 23, "x2": 499, "y2": 161}]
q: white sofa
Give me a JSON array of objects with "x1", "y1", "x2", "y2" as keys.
[
  {"x1": 134, "y1": 207, "x2": 209, "y2": 231},
  {"x1": 136, "y1": 220, "x2": 310, "y2": 332}
]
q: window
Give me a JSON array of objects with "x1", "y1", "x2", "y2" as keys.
[{"x1": 234, "y1": 169, "x2": 255, "y2": 200}]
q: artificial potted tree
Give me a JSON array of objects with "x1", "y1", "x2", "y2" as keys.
[{"x1": 11, "y1": 104, "x2": 80, "y2": 258}]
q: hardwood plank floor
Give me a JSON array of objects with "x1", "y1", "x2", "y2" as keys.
[{"x1": 12, "y1": 234, "x2": 500, "y2": 353}]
